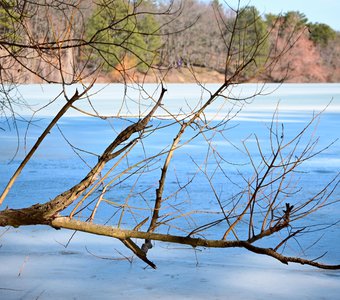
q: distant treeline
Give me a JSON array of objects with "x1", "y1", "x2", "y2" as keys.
[
  {"x1": 157, "y1": 0, "x2": 340, "y2": 82},
  {"x1": 1, "y1": 0, "x2": 339, "y2": 82}
]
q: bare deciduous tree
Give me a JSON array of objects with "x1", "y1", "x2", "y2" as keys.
[{"x1": 0, "y1": 0, "x2": 339, "y2": 270}]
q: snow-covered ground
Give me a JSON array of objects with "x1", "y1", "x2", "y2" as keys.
[{"x1": 1, "y1": 227, "x2": 340, "y2": 300}]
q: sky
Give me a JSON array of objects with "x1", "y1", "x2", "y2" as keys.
[{"x1": 222, "y1": 0, "x2": 340, "y2": 30}]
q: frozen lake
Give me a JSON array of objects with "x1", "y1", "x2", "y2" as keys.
[{"x1": 0, "y1": 83, "x2": 339, "y2": 299}]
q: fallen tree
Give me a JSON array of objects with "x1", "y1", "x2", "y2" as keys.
[{"x1": 0, "y1": 0, "x2": 339, "y2": 270}]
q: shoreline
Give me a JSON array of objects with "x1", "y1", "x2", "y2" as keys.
[{"x1": 8, "y1": 66, "x2": 340, "y2": 85}]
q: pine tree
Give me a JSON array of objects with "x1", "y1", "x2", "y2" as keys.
[{"x1": 85, "y1": 0, "x2": 161, "y2": 73}]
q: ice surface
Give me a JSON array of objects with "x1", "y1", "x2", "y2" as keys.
[
  {"x1": 6, "y1": 83, "x2": 340, "y2": 118},
  {"x1": 1, "y1": 227, "x2": 340, "y2": 300},
  {"x1": 1, "y1": 83, "x2": 340, "y2": 299}
]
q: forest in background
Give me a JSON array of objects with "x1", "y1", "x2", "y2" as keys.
[{"x1": 0, "y1": 0, "x2": 339, "y2": 83}]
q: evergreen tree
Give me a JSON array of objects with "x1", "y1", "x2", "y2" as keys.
[
  {"x1": 226, "y1": 6, "x2": 269, "y2": 80},
  {"x1": 85, "y1": 0, "x2": 161, "y2": 73},
  {"x1": 308, "y1": 23, "x2": 336, "y2": 47},
  {"x1": 0, "y1": 1, "x2": 21, "y2": 43}
]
